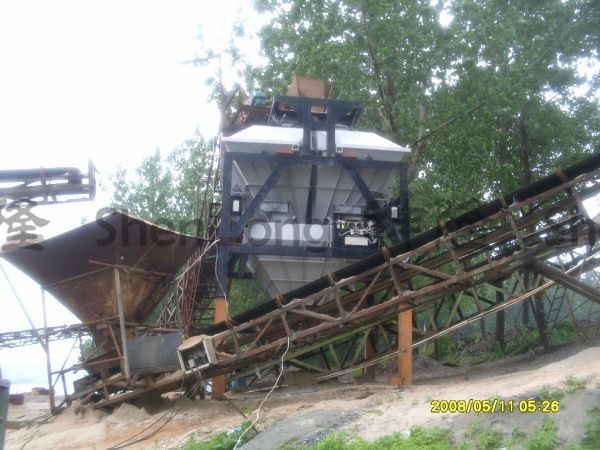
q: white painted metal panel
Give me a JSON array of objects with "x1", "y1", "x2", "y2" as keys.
[
  {"x1": 245, "y1": 222, "x2": 331, "y2": 247},
  {"x1": 234, "y1": 161, "x2": 394, "y2": 222},
  {"x1": 224, "y1": 124, "x2": 410, "y2": 295},
  {"x1": 250, "y1": 256, "x2": 352, "y2": 296},
  {"x1": 222, "y1": 126, "x2": 302, "y2": 153},
  {"x1": 223, "y1": 125, "x2": 410, "y2": 162}
]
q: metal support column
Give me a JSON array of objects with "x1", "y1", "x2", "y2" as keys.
[
  {"x1": 114, "y1": 268, "x2": 130, "y2": 381},
  {"x1": 212, "y1": 295, "x2": 228, "y2": 398},
  {"x1": 41, "y1": 288, "x2": 56, "y2": 413},
  {"x1": 390, "y1": 309, "x2": 413, "y2": 386}
]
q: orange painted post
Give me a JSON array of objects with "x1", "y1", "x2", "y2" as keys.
[
  {"x1": 389, "y1": 309, "x2": 413, "y2": 386},
  {"x1": 212, "y1": 296, "x2": 228, "y2": 398}
]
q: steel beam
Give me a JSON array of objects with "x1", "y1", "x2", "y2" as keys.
[{"x1": 529, "y1": 261, "x2": 600, "y2": 305}]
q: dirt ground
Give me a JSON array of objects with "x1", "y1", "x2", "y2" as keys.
[{"x1": 5, "y1": 338, "x2": 600, "y2": 449}]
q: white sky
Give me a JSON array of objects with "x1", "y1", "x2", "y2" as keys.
[{"x1": 0, "y1": 0, "x2": 262, "y2": 389}]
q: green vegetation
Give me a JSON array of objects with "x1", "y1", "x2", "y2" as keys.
[
  {"x1": 288, "y1": 428, "x2": 454, "y2": 450},
  {"x1": 581, "y1": 404, "x2": 600, "y2": 448},
  {"x1": 564, "y1": 376, "x2": 588, "y2": 393},
  {"x1": 463, "y1": 420, "x2": 504, "y2": 449},
  {"x1": 228, "y1": 278, "x2": 271, "y2": 316},
  {"x1": 433, "y1": 321, "x2": 581, "y2": 366},
  {"x1": 111, "y1": 137, "x2": 214, "y2": 233},
  {"x1": 276, "y1": 418, "x2": 564, "y2": 449},
  {"x1": 538, "y1": 386, "x2": 565, "y2": 402},
  {"x1": 181, "y1": 421, "x2": 256, "y2": 450},
  {"x1": 78, "y1": 339, "x2": 96, "y2": 364},
  {"x1": 524, "y1": 418, "x2": 559, "y2": 450},
  {"x1": 459, "y1": 417, "x2": 560, "y2": 449}
]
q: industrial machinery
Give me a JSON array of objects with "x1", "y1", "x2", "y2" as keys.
[
  {"x1": 216, "y1": 78, "x2": 411, "y2": 295},
  {"x1": 0, "y1": 160, "x2": 96, "y2": 205}
]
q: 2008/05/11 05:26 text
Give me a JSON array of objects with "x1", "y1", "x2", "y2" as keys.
[{"x1": 431, "y1": 399, "x2": 560, "y2": 414}]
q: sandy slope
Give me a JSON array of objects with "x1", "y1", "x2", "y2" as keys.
[{"x1": 5, "y1": 339, "x2": 600, "y2": 449}]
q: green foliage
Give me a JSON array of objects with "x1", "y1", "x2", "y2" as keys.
[
  {"x1": 524, "y1": 417, "x2": 559, "y2": 450},
  {"x1": 228, "y1": 279, "x2": 271, "y2": 316},
  {"x1": 564, "y1": 376, "x2": 588, "y2": 393},
  {"x1": 538, "y1": 385, "x2": 565, "y2": 402},
  {"x1": 548, "y1": 322, "x2": 579, "y2": 347},
  {"x1": 181, "y1": 421, "x2": 256, "y2": 450},
  {"x1": 290, "y1": 427, "x2": 454, "y2": 449},
  {"x1": 460, "y1": 417, "x2": 561, "y2": 449},
  {"x1": 78, "y1": 339, "x2": 96, "y2": 364},
  {"x1": 248, "y1": 0, "x2": 600, "y2": 233},
  {"x1": 581, "y1": 404, "x2": 600, "y2": 448},
  {"x1": 433, "y1": 320, "x2": 582, "y2": 366},
  {"x1": 463, "y1": 419, "x2": 505, "y2": 449},
  {"x1": 111, "y1": 136, "x2": 215, "y2": 235}
]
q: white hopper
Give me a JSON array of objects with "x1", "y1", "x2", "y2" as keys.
[{"x1": 222, "y1": 125, "x2": 410, "y2": 295}]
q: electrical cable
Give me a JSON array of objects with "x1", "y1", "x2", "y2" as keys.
[
  {"x1": 233, "y1": 335, "x2": 291, "y2": 450},
  {"x1": 106, "y1": 376, "x2": 205, "y2": 449},
  {"x1": 175, "y1": 238, "x2": 220, "y2": 281}
]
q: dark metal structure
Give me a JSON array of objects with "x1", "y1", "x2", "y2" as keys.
[
  {"x1": 216, "y1": 96, "x2": 410, "y2": 298},
  {"x1": 78, "y1": 152, "x2": 600, "y2": 409},
  {"x1": 0, "y1": 211, "x2": 202, "y2": 409},
  {"x1": 184, "y1": 153, "x2": 600, "y2": 382},
  {"x1": 0, "y1": 160, "x2": 96, "y2": 205}
]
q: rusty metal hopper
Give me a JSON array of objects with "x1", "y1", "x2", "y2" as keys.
[{"x1": 0, "y1": 211, "x2": 202, "y2": 324}]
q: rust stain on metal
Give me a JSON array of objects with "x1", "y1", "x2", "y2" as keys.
[{"x1": 1, "y1": 211, "x2": 202, "y2": 325}]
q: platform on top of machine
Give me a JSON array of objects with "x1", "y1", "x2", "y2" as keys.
[{"x1": 221, "y1": 125, "x2": 410, "y2": 161}]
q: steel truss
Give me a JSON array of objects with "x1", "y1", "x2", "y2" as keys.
[
  {"x1": 0, "y1": 324, "x2": 90, "y2": 348},
  {"x1": 194, "y1": 166, "x2": 600, "y2": 382}
]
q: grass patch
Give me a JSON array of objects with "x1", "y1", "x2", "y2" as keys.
[
  {"x1": 461, "y1": 417, "x2": 561, "y2": 449},
  {"x1": 581, "y1": 404, "x2": 600, "y2": 448},
  {"x1": 524, "y1": 417, "x2": 559, "y2": 450},
  {"x1": 181, "y1": 421, "x2": 256, "y2": 450},
  {"x1": 462, "y1": 419, "x2": 505, "y2": 449},
  {"x1": 538, "y1": 385, "x2": 565, "y2": 402},
  {"x1": 290, "y1": 427, "x2": 454, "y2": 449},
  {"x1": 564, "y1": 376, "x2": 587, "y2": 393},
  {"x1": 511, "y1": 428, "x2": 527, "y2": 444}
]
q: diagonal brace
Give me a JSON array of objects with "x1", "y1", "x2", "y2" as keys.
[
  {"x1": 529, "y1": 261, "x2": 600, "y2": 305},
  {"x1": 231, "y1": 162, "x2": 288, "y2": 237}
]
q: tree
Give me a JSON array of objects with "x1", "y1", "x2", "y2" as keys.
[
  {"x1": 247, "y1": 0, "x2": 600, "y2": 233},
  {"x1": 111, "y1": 136, "x2": 215, "y2": 235},
  {"x1": 246, "y1": 0, "x2": 600, "y2": 350},
  {"x1": 249, "y1": 0, "x2": 448, "y2": 165},
  {"x1": 429, "y1": 0, "x2": 600, "y2": 191},
  {"x1": 110, "y1": 137, "x2": 270, "y2": 314}
]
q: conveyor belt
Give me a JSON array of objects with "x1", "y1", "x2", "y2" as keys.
[
  {"x1": 203, "y1": 152, "x2": 600, "y2": 335},
  {"x1": 94, "y1": 153, "x2": 600, "y2": 408}
]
